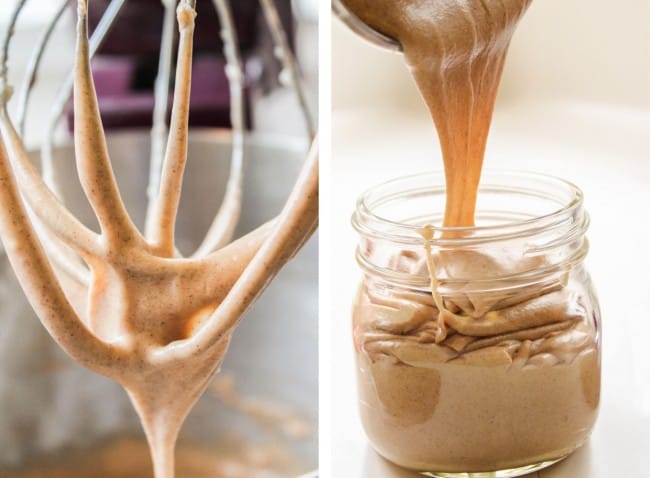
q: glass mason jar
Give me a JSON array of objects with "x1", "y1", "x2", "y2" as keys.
[{"x1": 351, "y1": 171, "x2": 601, "y2": 478}]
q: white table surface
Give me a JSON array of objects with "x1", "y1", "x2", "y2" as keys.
[{"x1": 330, "y1": 100, "x2": 650, "y2": 477}]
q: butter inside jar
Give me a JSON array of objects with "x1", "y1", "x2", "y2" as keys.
[{"x1": 351, "y1": 172, "x2": 601, "y2": 475}]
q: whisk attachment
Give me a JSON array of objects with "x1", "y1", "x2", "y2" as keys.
[{"x1": 0, "y1": 5, "x2": 317, "y2": 476}]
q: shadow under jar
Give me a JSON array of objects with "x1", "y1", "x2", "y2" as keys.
[{"x1": 351, "y1": 171, "x2": 601, "y2": 478}]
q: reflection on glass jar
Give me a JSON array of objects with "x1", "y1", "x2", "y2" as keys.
[{"x1": 352, "y1": 171, "x2": 601, "y2": 477}]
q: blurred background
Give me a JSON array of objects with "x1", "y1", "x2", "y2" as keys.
[
  {"x1": 332, "y1": 1, "x2": 650, "y2": 477},
  {"x1": 1, "y1": 0, "x2": 318, "y2": 146}
]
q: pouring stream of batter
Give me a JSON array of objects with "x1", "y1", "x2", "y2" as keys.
[{"x1": 341, "y1": 0, "x2": 531, "y2": 227}]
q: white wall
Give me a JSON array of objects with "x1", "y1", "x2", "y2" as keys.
[{"x1": 333, "y1": 0, "x2": 650, "y2": 111}]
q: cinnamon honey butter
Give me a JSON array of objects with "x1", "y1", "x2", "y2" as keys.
[
  {"x1": 351, "y1": 173, "x2": 601, "y2": 474},
  {"x1": 342, "y1": 1, "x2": 601, "y2": 474}
]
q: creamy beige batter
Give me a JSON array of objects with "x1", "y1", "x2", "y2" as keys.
[
  {"x1": 353, "y1": 248, "x2": 600, "y2": 471},
  {"x1": 0, "y1": 1, "x2": 318, "y2": 477},
  {"x1": 343, "y1": 0, "x2": 600, "y2": 472}
]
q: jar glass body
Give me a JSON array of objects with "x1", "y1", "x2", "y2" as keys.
[{"x1": 352, "y1": 172, "x2": 601, "y2": 477}]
